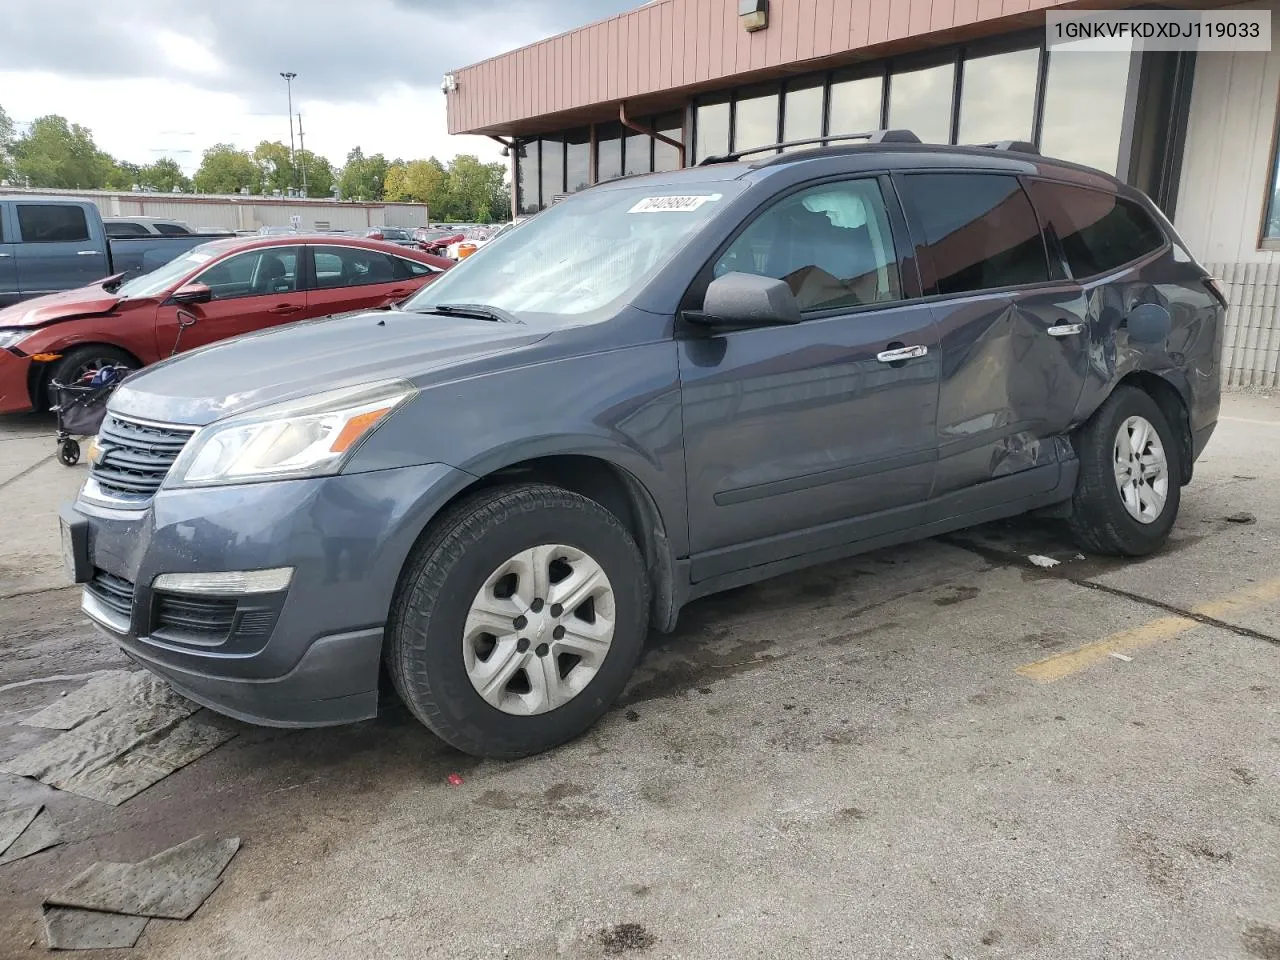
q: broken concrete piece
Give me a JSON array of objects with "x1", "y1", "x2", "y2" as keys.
[
  {"x1": 1, "y1": 705, "x2": 235, "y2": 806},
  {"x1": 22, "y1": 671, "x2": 147, "y2": 731},
  {"x1": 0, "y1": 805, "x2": 41, "y2": 858},
  {"x1": 47, "y1": 835, "x2": 241, "y2": 921},
  {"x1": 44, "y1": 907, "x2": 148, "y2": 950},
  {"x1": 0, "y1": 807, "x2": 62, "y2": 866}
]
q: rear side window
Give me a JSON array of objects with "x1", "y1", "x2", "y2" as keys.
[
  {"x1": 393, "y1": 257, "x2": 438, "y2": 279},
  {"x1": 17, "y1": 204, "x2": 90, "y2": 243},
  {"x1": 106, "y1": 221, "x2": 149, "y2": 237},
  {"x1": 153, "y1": 222, "x2": 191, "y2": 235},
  {"x1": 898, "y1": 174, "x2": 1048, "y2": 295},
  {"x1": 713, "y1": 178, "x2": 902, "y2": 312},
  {"x1": 313, "y1": 247, "x2": 400, "y2": 288},
  {"x1": 1024, "y1": 181, "x2": 1166, "y2": 278}
]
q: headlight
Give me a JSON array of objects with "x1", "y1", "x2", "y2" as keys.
[
  {"x1": 0, "y1": 330, "x2": 27, "y2": 350},
  {"x1": 165, "y1": 380, "x2": 416, "y2": 487}
]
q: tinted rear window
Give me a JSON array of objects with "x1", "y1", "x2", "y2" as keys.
[
  {"x1": 1024, "y1": 181, "x2": 1166, "y2": 278},
  {"x1": 898, "y1": 173, "x2": 1048, "y2": 295},
  {"x1": 17, "y1": 204, "x2": 90, "y2": 243},
  {"x1": 153, "y1": 222, "x2": 191, "y2": 235},
  {"x1": 106, "y1": 221, "x2": 150, "y2": 237}
]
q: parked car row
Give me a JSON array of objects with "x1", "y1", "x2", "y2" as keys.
[{"x1": 0, "y1": 234, "x2": 453, "y2": 413}]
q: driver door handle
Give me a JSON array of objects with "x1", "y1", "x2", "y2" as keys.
[
  {"x1": 270, "y1": 304, "x2": 304, "y2": 314},
  {"x1": 876, "y1": 344, "x2": 928, "y2": 363},
  {"x1": 1048, "y1": 322, "x2": 1086, "y2": 337}
]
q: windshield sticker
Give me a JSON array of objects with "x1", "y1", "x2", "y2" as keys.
[{"x1": 628, "y1": 194, "x2": 722, "y2": 214}]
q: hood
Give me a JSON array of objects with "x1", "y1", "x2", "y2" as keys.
[
  {"x1": 0, "y1": 281, "x2": 127, "y2": 329},
  {"x1": 109, "y1": 308, "x2": 551, "y2": 425}
]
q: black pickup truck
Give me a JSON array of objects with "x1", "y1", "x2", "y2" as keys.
[{"x1": 0, "y1": 196, "x2": 222, "y2": 307}]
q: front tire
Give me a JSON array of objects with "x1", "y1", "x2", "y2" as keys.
[
  {"x1": 387, "y1": 484, "x2": 649, "y2": 759},
  {"x1": 44, "y1": 345, "x2": 137, "y2": 409},
  {"x1": 1068, "y1": 385, "x2": 1182, "y2": 556}
]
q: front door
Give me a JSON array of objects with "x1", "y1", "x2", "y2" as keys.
[
  {"x1": 679, "y1": 177, "x2": 940, "y2": 581},
  {"x1": 0, "y1": 206, "x2": 18, "y2": 307},
  {"x1": 155, "y1": 246, "x2": 304, "y2": 356},
  {"x1": 13, "y1": 203, "x2": 108, "y2": 296},
  {"x1": 894, "y1": 172, "x2": 1089, "y2": 502}
]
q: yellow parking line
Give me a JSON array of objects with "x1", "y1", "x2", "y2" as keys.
[{"x1": 1016, "y1": 576, "x2": 1280, "y2": 682}]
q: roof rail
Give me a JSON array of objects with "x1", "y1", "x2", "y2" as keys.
[
  {"x1": 971, "y1": 140, "x2": 1040, "y2": 155},
  {"x1": 698, "y1": 129, "x2": 922, "y2": 165}
]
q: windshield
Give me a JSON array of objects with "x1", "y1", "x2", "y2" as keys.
[
  {"x1": 114, "y1": 243, "x2": 225, "y2": 299},
  {"x1": 402, "y1": 183, "x2": 742, "y2": 319}
]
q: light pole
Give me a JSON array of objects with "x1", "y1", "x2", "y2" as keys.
[{"x1": 280, "y1": 71, "x2": 298, "y2": 193}]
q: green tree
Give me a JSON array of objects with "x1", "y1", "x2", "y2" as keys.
[
  {"x1": 13, "y1": 115, "x2": 113, "y2": 189},
  {"x1": 337, "y1": 147, "x2": 388, "y2": 201},
  {"x1": 444, "y1": 154, "x2": 508, "y2": 223},
  {"x1": 0, "y1": 104, "x2": 14, "y2": 182},
  {"x1": 253, "y1": 140, "x2": 295, "y2": 194},
  {"x1": 297, "y1": 150, "x2": 335, "y2": 197},
  {"x1": 192, "y1": 143, "x2": 260, "y2": 194},
  {"x1": 383, "y1": 157, "x2": 449, "y2": 212},
  {"x1": 106, "y1": 160, "x2": 142, "y2": 190},
  {"x1": 139, "y1": 157, "x2": 191, "y2": 193}
]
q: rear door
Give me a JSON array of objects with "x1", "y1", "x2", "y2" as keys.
[
  {"x1": 14, "y1": 203, "x2": 108, "y2": 295},
  {"x1": 154, "y1": 245, "x2": 304, "y2": 355},
  {"x1": 305, "y1": 245, "x2": 419, "y2": 317},
  {"x1": 0, "y1": 204, "x2": 18, "y2": 306},
  {"x1": 895, "y1": 172, "x2": 1088, "y2": 505},
  {"x1": 679, "y1": 176, "x2": 940, "y2": 580}
]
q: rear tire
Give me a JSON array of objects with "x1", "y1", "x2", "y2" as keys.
[
  {"x1": 1068, "y1": 385, "x2": 1182, "y2": 556},
  {"x1": 387, "y1": 483, "x2": 649, "y2": 759}
]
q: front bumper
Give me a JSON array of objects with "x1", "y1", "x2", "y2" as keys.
[
  {"x1": 70, "y1": 461, "x2": 472, "y2": 727},
  {"x1": 0, "y1": 349, "x2": 34, "y2": 414}
]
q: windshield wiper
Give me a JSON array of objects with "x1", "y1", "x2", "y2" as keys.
[{"x1": 427, "y1": 302, "x2": 522, "y2": 324}]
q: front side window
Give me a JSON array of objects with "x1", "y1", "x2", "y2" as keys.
[
  {"x1": 713, "y1": 179, "x2": 902, "y2": 313},
  {"x1": 1025, "y1": 181, "x2": 1165, "y2": 278},
  {"x1": 196, "y1": 247, "x2": 300, "y2": 300},
  {"x1": 313, "y1": 247, "x2": 398, "y2": 289},
  {"x1": 17, "y1": 204, "x2": 90, "y2": 243},
  {"x1": 899, "y1": 174, "x2": 1048, "y2": 295}
]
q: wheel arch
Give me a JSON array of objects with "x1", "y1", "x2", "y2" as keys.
[{"x1": 28, "y1": 340, "x2": 144, "y2": 410}]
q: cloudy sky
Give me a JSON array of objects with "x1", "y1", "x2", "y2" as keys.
[{"x1": 0, "y1": 0, "x2": 639, "y2": 172}]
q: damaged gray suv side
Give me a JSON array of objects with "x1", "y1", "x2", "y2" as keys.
[{"x1": 64, "y1": 136, "x2": 1224, "y2": 758}]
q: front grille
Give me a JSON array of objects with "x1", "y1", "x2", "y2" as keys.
[
  {"x1": 90, "y1": 415, "x2": 195, "y2": 500},
  {"x1": 86, "y1": 569, "x2": 135, "y2": 621}
]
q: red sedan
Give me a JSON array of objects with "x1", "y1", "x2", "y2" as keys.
[{"x1": 0, "y1": 236, "x2": 453, "y2": 414}]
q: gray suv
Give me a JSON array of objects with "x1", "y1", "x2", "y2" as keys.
[{"x1": 63, "y1": 132, "x2": 1224, "y2": 758}]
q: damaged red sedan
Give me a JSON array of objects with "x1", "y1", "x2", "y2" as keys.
[{"x1": 0, "y1": 235, "x2": 452, "y2": 414}]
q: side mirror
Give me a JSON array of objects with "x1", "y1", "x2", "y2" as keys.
[
  {"x1": 171, "y1": 282, "x2": 212, "y2": 305},
  {"x1": 688, "y1": 272, "x2": 802, "y2": 328}
]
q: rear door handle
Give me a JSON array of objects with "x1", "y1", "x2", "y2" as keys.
[
  {"x1": 0, "y1": 252, "x2": 10, "y2": 258},
  {"x1": 270, "y1": 304, "x2": 304, "y2": 314},
  {"x1": 1047, "y1": 322, "x2": 1086, "y2": 337},
  {"x1": 876, "y1": 345, "x2": 928, "y2": 363},
  {"x1": 76, "y1": 250, "x2": 100, "y2": 256}
]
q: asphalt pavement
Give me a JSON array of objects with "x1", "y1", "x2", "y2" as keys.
[{"x1": 0, "y1": 395, "x2": 1277, "y2": 960}]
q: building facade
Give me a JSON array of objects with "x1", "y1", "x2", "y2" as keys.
[{"x1": 446, "y1": 0, "x2": 1280, "y2": 387}]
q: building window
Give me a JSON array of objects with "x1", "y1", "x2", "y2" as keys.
[
  {"x1": 733, "y1": 84, "x2": 781, "y2": 156},
  {"x1": 596, "y1": 122, "x2": 623, "y2": 183},
  {"x1": 1266, "y1": 141, "x2": 1280, "y2": 241},
  {"x1": 516, "y1": 142, "x2": 539, "y2": 215},
  {"x1": 888, "y1": 61, "x2": 955, "y2": 144},
  {"x1": 653, "y1": 112, "x2": 684, "y2": 172},
  {"x1": 694, "y1": 95, "x2": 730, "y2": 163},
  {"x1": 958, "y1": 47, "x2": 1040, "y2": 145},
  {"x1": 827, "y1": 70, "x2": 883, "y2": 139},
  {"x1": 1040, "y1": 49, "x2": 1133, "y2": 176},
  {"x1": 625, "y1": 125, "x2": 652, "y2": 176},
  {"x1": 565, "y1": 128, "x2": 591, "y2": 193},
  {"x1": 781, "y1": 78, "x2": 824, "y2": 151},
  {"x1": 540, "y1": 137, "x2": 564, "y2": 206}
]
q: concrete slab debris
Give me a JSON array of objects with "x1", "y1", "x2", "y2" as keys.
[
  {"x1": 0, "y1": 804, "x2": 41, "y2": 857},
  {"x1": 43, "y1": 907, "x2": 148, "y2": 951},
  {"x1": 47, "y1": 835, "x2": 241, "y2": 921},
  {"x1": 0, "y1": 807, "x2": 62, "y2": 866},
  {"x1": 1, "y1": 672, "x2": 236, "y2": 805}
]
